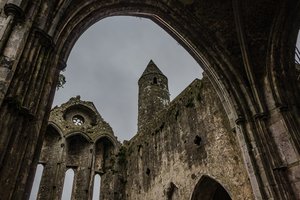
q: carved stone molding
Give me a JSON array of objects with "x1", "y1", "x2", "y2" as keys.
[
  {"x1": 33, "y1": 27, "x2": 55, "y2": 49},
  {"x1": 4, "y1": 3, "x2": 24, "y2": 22},
  {"x1": 3, "y1": 96, "x2": 36, "y2": 121},
  {"x1": 58, "y1": 59, "x2": 66, "y2": 71},
  {"x1": 235, "y1": 116, "x2": 246, "y2": 125},
  {"x1": 253, "y1": 112, "x2": 268, "y2": 120}
]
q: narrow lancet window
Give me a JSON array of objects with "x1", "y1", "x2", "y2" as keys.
[
  {"x1": 61, "y1": 168, "x2": 75, "y2": 200},
  {"x1": 29, "y1": 164, "x2": 44, "y2": 200},
  {"x1": 153, "y1": 77, "x2": 158, "y2": 84},
  {"x1": 92, "y1": 174, "x2": 101, "y2": 200}
]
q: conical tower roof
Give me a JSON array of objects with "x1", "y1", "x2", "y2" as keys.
[
  {"x1": 138, "y1": 60, "x2": 170, "y2": 131},
  {"x1": 141, "y1": 60, "x2": 166, "y2": 77}
]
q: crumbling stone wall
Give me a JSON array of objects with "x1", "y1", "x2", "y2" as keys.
[
  {"x1": 35, "y1": 69, "x2": 300, "y2": 199},
  {"x1": 36, "y1": 97, "x2": 123, "y2": 200},
  {"x1": 35, "y1": 76, "x2": 254, "y2": 200},
  {"x1": 123, "y1": 76, "x2": 254, "y2": 200}
]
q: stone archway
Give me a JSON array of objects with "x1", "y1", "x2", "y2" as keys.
[
  {"x1": 0, "y1": 1, "x2": 299, "y2": 200},
  {"x1": 191, "y1": 176, "x2": 231, "y2": 200},
  {"x1": 94, "y1": 136, "x2": 116, "y2": 173}
]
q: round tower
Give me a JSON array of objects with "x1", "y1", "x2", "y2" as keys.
[{"x1": 138, "y1": 60, "x2": 170, "y2": 131}]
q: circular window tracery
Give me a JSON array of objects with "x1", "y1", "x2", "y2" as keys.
[{"x1": 72, "y1": 115, "x2": 85, "y2": 126}]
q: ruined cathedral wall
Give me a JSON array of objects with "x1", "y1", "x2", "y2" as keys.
[
  {"x1": 36, "y1": 97, "x2": 125, "y2": 200},
  {"x1": 123, "y1": 77, "x2": 254, "y2": 200}
]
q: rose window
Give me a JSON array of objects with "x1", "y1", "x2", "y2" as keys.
[{"x1": 72, "y1": 115, "x2": 84, "y2": 126}]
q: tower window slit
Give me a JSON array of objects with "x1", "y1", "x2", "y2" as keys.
[{"x1": 153, "y1": 77, "x2": 157, "y2": 84}]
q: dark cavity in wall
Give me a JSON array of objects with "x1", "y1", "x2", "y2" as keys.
[{"x1": 194, "y1": 135, "x2": 202, "y2": 146}]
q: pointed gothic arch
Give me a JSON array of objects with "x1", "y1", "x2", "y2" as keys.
[
  {"x1": 191, "y1": 176, "x2": 231, "y2": 200},
  {"x1": 94, "y1": 136, "x2": 116, "y2": 172},
  {"x1": 47, "y1": 122, "x2": 64, "y2": 138},
  {"x1": 65, "y1": 133, "x2": 91, "y2": 164},
  {"x1": 65, "y1": 132, "x2": 92, "y2": 143},
  {"x1": 0, "y1": 1, "x2": 299, "y2": 199}
]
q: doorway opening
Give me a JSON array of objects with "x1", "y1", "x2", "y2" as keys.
[{"x1": 191, "y1": 176, "x2": 232, "y2": 200}]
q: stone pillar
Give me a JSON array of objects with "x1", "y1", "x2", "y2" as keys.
[{"x1": 0, "y1": 20, "x2": 61, "y2": 198}]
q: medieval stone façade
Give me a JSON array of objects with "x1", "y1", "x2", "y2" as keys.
[
  {"x1": 0, "y1": 1, "x2": 299, "y2": 200},
  {"x1": 37, "y1": 96, "x2": 122, "y2": 200},
  {"x1": 124, "y1": 62, "x2": 253, "y2": 199},
  {"x1": 35, "y1": 61, "x2": 254, "y2": 199}
]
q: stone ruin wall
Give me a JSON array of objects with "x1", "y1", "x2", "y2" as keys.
[
  {"x1": 122, "y1": 76, "x2": 254, "y2": 200},
  {"x1": 35, "y1": 76, "x2": 255, "y2": 200},
  {"x1": 37, "y1": 97, "x2": 124, "y2": 200}
]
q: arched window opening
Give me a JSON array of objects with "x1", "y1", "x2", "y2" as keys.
[
  {"x1": 295, "y1": 30, "x2": 300, "y2": 64},
  {"x1": 295, "y1": 30, "x2": 300, "y2": 84},
  {"x1": 66, "y1": 134, "x2": 90, "y2": 156},
  {"x1": 66, "y1": 134, "x2": 90, "y2": 167},
  {"x1": 92, "y1": 174, "x2": 101, "y2": 200},
  {"x1": 191, "y1": 176, "x2": 232, "y2": 200},
  {"x1": 95, "y1": 137, "x2": 115, "y2": 172},
  {"x1": 95, "y1": 137, "x2": 115, "y2": 171},
  {"x1": 153, "y1": 77, "x2": 158, "y2": 84},
  {"x1": 61, "y1": 168, "x2": 75, "y2": 200},
  {"x1": 29, "y1": 164, "x2": 44, "y2": 200}
]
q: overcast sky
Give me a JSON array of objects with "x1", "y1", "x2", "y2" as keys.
[{"x1": 52, "y1": 16, "x2": 202, "y2": 142}]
